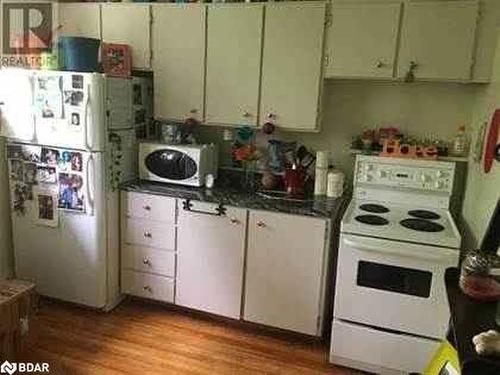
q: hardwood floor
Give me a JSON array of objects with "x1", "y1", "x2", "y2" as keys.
[{"x1": 20, "y1": 298, "x2": 360, "y2": 375}]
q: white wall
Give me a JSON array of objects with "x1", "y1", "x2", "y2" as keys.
[
  {"x1": 461, "y1": 35, "x2": 500, "y2": 249},
  {"x1": 0, "y1": 137, "x2": 12, "y2": 278},
  {"x1": 275, "y1": 80, "x2": 477, "y2": 179},
  {"x1": 200, "y1": 80, "x2": 477, "y2": 182}
]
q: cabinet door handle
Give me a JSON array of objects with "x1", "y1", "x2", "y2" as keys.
[
  {"x1": 256, "y1": 221, "x2": 266, "y2": 228},
  {"x1": 375, "y1": 60, "x2": 385, "y2": 68},
  {"x1": 143, "y1": 285, "x2": 152, "y2": 293},
  {"x1": 143, "y1": 205, "x2": 151, "y2": 211},
  {"x1": 242, "y1": 111, "x2": 251, "y2": 118},
  {"x1": 190, "y1": 108, "x2": 198, "y2": 114},
  {"x1": 144, "y1": 231, "x2": 152, "y2": 238},
  {"x1": 230, "y1": 217, "x2": 239, "y2": 225},
  {"x1": 142, "y1": 258, "x2": 151, "y2": 266}
]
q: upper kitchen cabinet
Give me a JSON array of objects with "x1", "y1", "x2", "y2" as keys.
[
  {"x1": 102, "y1": 4, "x2": 151, "y2": 69},
  {"x1": 325, "y1": 2, "x2": 402, "y2": 79},
  {"x1": 397, "y1": 1, "x2": 479, "y2": 82},
  {"x1": 151, "y1": 4, "x2": 205, "y2": 121},
  {"x1": 58, "y1": 3, "x2": 101, "y2": 40},
  {"x1": 205, "y1": 4, "x2": 263, "y2": 126},
  {"x1": 259, "y1": 2, "x2": 326, "y2": 131},
  {"x1": 244, "y1": 210, "x2": 328, "y2": 336}
]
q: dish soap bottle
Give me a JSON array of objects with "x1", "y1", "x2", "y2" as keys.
[{"x1": 450, "y1": 125, "x2": 469, "y2": 157}]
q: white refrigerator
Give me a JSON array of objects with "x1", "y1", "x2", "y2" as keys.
[{"x1": 0, "y1": 69, "x2": 147, "y2": 309}]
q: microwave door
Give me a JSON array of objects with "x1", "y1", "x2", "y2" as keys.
[{"x1": 146, "y1": 150, "x2": 198, "y2": 181}]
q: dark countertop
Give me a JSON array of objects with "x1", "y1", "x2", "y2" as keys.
[
  {"x1": 445, "y1": 267, "x2": 500, "y2": 374},
  {"x1": 120, "y1": 179, "x2": 345, "y2": 220}
]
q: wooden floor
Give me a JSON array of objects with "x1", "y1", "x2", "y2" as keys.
[{"x1": 20, "y1": 298, "x2": 360, "y2": 375}]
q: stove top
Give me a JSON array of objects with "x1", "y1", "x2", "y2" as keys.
[
  {"x1": 400, "y1": 218, "x2": 445, "y2": 232},
  {"x1": 359, "y1": 203, "x2": 390, "y2": 214},
  {"x1": 407, "y1": 210, "x2": 441, "y2": 220},
  {"x1": 355, "y1": 214, "x2": 389, "y2": 226},
  {"x1": 342, "y1": 200, "x2": 461, "y2": 248}
]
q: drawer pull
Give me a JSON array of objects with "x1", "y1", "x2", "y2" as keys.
[
  {"x1": 257, "y1": 221, "x2": 266, "y2": 228},
  {"x1": 142, "y1": 258, "x2": 151, "y2": 266},
  {"x1": 229, "y1": 217, "x2": 239, "y2": 225},
  {"x1": 143, "y1": 285, "x2": 152, "y2": 293},
  {"x1": 143, "y1": 205, "x2": 151, "y2": 211},
  {"x1": 144, "y1": 231, "x2": 152, "y2": 238}
]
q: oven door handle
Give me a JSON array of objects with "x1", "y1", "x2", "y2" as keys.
[{"x1": 343, "y1": 238, "x2": 453, "y2": 262}]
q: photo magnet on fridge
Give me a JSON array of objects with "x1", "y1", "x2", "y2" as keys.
[
  {"x1": 9, "y1": 160, "x2": 24, "y2": 181},
  {"x1": 58, "y1": 173, "x2": 85, "y2": 212},
  {"x1": 7, "y1": 145, "x2": 41, "y2": 162},
  {"x1": 34, "y1": 187, "x2": 59, "y2": 228},
  {"x1": 37, "y1": 166, "x2": 57, "y2": 185},
  {"x1": 41, "y1": 148, "x2": 60, "y2": 166},
  {"x1": 24, "y1": 163, "x2": 38, "y2": 185},
  {"x1": 36, "y1": 76, "x2": 63, "y2": 119}
]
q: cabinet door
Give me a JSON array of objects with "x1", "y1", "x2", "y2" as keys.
[
  {"x1": 102, "y1": 4, "x2": 151, "y2": 69},
  {"x1": 58, "y1": 3, "x2": 101, "y2": 40},
  {"x1": 325, "y1": 3, "x2": 401, "y2": 79},
  {"x1": 244, "y1": 210, "x2": 327, "y2": 335},
  {"x1": 151, "y1": 5, "x2": 205, "y2": 121},
  {"x1": 397, "y1": 1, "x2": 479, "y2": 81},
  {"x1": 259, "y1": 3, "x2": 326, "y2": 131},
  {"x1": 177, "y1": 204, "x2": 247, "y2": 319},
  {"x1": 205, "y1": 5, "x2": 263, "y2": 126}
]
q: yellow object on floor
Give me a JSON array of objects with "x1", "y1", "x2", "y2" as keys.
[{"x1": 424, "y1": 340, "x2": 461, "y2": 375}]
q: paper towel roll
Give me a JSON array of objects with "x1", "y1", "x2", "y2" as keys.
[
  {"x1": 316, "y1": 151, "x2": 328, "y2": 169},
  {"x1": 314, "y1": 168, "x2": 327, "y2": 196}
]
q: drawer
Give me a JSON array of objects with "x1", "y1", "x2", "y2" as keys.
[
  {"x1": 122, "y1": 270, "x2": 175, "y2": 303},
  {"x1": 123, "y1": 218, "x2": 175, "y2": 250},
  {"x1": 122, "y1": 244, "x2": 175, "y2": 277},
  {"x1": 122, "y1": 192, "x2": 176, "y2": 223}
]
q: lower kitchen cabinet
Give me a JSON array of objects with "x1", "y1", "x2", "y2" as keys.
[
  {"x1": 177, "y1": 201, "x2": 247, "y2": 319},
  {"x1": 244, "y1": 210, "x2": 328, "y2": 336},
  {"x1": 120, "y1": 191, "x2": 177, "y2": 303}
]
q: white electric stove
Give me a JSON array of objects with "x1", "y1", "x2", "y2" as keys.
[{"x1": 330, "y1": 155, "x2": 461, "y2": 375}]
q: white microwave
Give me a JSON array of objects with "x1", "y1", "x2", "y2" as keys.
[{"x1": 139, "y1": 142, "x2": 218, "y2": 187}]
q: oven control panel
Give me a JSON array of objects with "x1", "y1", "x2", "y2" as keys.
[{"x1": 355, "y1": 157, "x2": 455, "y2": 193}]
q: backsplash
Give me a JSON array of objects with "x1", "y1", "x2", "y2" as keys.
[{"x1": 198, "y1": 80, "x2": 478, "y2": 181}]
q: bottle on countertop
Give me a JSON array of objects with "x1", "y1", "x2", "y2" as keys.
[
  {"x1": 314, "y1": 150, "x2": 329, "y2": 196},
  {"x1": 450, "y1": 125, "x2": 469, "y2": 157},
  {"x1": 327, "y1": 167, "x2": 344, "y2": 198}
]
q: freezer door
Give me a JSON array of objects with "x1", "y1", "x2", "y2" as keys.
[
  {"x1": 10, "y1": 151, "x2": 112, "y2": 308},
  {"x1": 0, "y1": 69, "x2": 36, "y2": 141},
  {"x1": 34, "y1": 71, "x2": 106, "y2": 151}
]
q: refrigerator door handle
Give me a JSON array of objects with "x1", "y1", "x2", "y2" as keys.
[
  {"x1": 86, "y1": 154, "x2": 95, "y2": 216},
  {"x1": 84, "y1": 84, "x2": 92, "y2": 151}
]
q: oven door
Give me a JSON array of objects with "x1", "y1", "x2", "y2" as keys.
[
  {"x1": 334, "y1": 234, "x2": 459, "y2": 339},
  {"x1": 141, "y1": 147, "x2": 199, "y2": 184}
]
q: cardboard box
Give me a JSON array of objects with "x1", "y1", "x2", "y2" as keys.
[{"x1": 0, "y1": 280, "x2": 37, "y2": 361}]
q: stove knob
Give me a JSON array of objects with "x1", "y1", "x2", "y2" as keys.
[
  {"x1": 421, "y1": 174, "x2": 430, "y2": 183},
  {"x1": 436, "y1": 171, "x2": 446, "y2": 178},
  {"x1": 378, "y1": 170, "x2": 387, "y2": 178},
  {"x1": 435, "y1": 181, "x2": 444, "y2": 189}
]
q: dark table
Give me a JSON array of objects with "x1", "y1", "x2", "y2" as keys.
[{"x1": 445, "y1": 267, "x2": 500, "y2": 374}]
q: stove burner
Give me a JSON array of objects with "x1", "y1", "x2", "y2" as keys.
[
  {"x1": 400, "y1": 218, "x2": 444, "y2": 232},
  {"x1": 355, "y1": 215, "x2": 389, "y2": 226},
  {"x1": 359, "y1": 204, "x2": 390, "y2": 214},
  {"x1": 408, "y1": 210, "x2": 441, "y2": 220}
]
